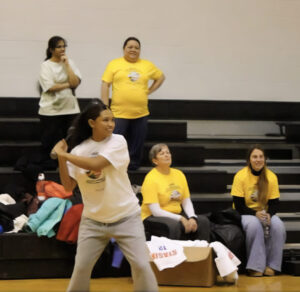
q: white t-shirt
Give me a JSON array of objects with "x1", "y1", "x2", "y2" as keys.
[
  {"x1": 39, "y1": 59, "x2": 81, "y2": 116},
  {"x1": 67, "y1": 134, "x2": 140, "y2": 223}
]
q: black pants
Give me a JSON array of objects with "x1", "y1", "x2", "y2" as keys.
[
  {"x1": 143, "y1": 214, "x2": 211, "y2": 242},
  {"x1": 113, "y1": 116, "x2": 148, "y2": 170},
  {"x1": 39, "y1": 114, "x2": 77, "y2": 155}
]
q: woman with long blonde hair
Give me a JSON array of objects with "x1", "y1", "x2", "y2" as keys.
[{"x1": 231, "y1": 145, "x2": 286, "y2": 277}]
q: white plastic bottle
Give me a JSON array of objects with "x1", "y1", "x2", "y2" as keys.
[
  {"x1": 36, "y1": 173, "x2": 46, "y2": 201},
  {"x1": 261, "y1": 210, "x2": 270, "y2": 239}
]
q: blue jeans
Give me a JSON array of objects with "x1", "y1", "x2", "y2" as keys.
[
  {"x1": 114, "y1": 116, "x2": 148, "y2": 170},
  {"x1": 241, "y1": 215, "x2": 286, "y2": 272}
]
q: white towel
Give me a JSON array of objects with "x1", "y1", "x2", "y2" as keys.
[
  {"x1": 0, "y1": 193, "x2": 16, "y2": 205},
  {"x1": 209, "y1": 241, "x2": 241, "y2": 281},
  {"x1": 171, "y1": 239, "x2": 209, "y2": 247},
  {"x1": 147, "y1": 236, "x2": 240, "y2": 283},
  {"x1": 146, "y1": 236, "x2": 186, "y2": 271},
  {"x1": 7, "y1": 214, "x2": 29, "y2": 233}
]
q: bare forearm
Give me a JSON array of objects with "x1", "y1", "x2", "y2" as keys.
[
  {"x1": 61, "y1": 152, "x2": 110, "y2": 172},
  {"x1": 148, "y1": 74, "x2": 165, "y2": 95},
  {"x1": 65, "y1": 64, "x2": 80, "y2": 88},
  {"x1": 101, "y1": 82, "x2": 110, "y2": 106},
  {"x1": 48, "y1": 82, "x2": 70, "y2": 92},
  {"x1": 57, "y1": 156, "x2": 77, "y2": 192}
]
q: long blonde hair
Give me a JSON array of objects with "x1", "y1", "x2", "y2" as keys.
[{"x1": 246, "y1": 145, "x2": 268, "y2": 207}]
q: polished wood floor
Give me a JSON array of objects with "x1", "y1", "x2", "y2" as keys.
[{"x1": 0, "y1": 275, "x2": 299, "y2": 292}]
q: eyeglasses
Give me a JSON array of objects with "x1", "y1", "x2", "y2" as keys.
[{"x1": 55, "y1": 45, "x2": 67, "y2": 49}]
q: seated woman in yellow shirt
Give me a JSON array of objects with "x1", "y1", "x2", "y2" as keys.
[
  {"x1": 141, "y1": 143, "x2": 210, "y2": 241},
  {"x1": 231, "y1": 145, "x2": 286, "y2": 277}
]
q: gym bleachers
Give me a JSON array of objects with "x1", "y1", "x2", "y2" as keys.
[{"x1": 0, "y1": 97, "x2": 300, "y2": 278}]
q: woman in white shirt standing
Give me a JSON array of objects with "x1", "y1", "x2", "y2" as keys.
[
  {"x1": 39, "y1": 36, "x2": 81, "y2": 157},
  {"x1": 53, "y1": 100, "x2": 158, "y2": 292}
]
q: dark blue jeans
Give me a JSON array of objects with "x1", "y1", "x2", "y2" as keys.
[{"x1": 113, "y1": 116, "x2": 148, "y2": 170}]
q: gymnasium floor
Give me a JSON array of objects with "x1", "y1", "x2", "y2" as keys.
[{"x1": 0, "y1": 275, "x2": 300, "y2": 292}]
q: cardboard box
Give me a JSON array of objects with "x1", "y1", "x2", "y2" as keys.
[{"x1": 150, "y1": 246, "x2": 217, "y2": 287}]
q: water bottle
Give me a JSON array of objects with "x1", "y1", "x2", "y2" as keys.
[
  {"x1": 261, "y1": 210, "x2": 270, "y2": 239},
  {"x1": 36, "y1": 173, "x2": 46, "y2": 201}
]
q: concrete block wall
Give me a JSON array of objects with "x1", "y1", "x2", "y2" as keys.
[{"x1": 1, "y1": 0, "x2": 300, "y2": 101}]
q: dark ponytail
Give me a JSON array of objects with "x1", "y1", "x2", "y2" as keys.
[
  {"x1": 45, "y1": 36, "x2": 66, "y2": 60},
  {"x1": 67, "y1": 100, "x2": 109, "y2": 151}
]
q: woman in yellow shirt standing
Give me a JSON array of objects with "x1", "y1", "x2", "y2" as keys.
[
  {"x1": 231, "y1": 145, "x2": 286, "y2": 277},
  {"x1": 101, "y1": 37, "x2": 165, "y2": 170},
  {"x1": 141, "y1": 143, "x2": 210, "y2": 241}
]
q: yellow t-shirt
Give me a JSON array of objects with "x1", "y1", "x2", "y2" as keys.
[
  {"x1": 231, "y1": 166, "x2": 280, "y2": 211},
  {"x1": 141, "y1": 168, "x2": 190, "y2": 220},
  {"x1": 102, "y1": 57, "x2": 163, "y2": 119}
]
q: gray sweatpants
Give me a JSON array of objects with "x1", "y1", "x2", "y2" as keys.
[
  {"x1": 67, "y1": 212, "x2": 158, "y2": 292},
  {"x1": 241, "y1": 215, "x2": 286, "y2": 273}
]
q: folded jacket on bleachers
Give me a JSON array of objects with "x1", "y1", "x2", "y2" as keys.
[
  {"x1": 56, "y1": 203, "x2": 83, "y2": 244},
  {"x1": 7, "y1": 214, "x2": 28, "y2": 233},
  {"x1": 27, "y1": 197, "x2": 72, "y2": 238},
  {"x1": 37, "y1": 181, "x2": 73, "y2": 200},
  {"x1": 0, "y1": 193, "x2": 39, "y2": 219},
  {"x1": 0, "y1": 193, "x2": 27, "y2": 219}
]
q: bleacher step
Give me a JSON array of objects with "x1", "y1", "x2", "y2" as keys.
[
  {"x1": 228, "y1": 184, "x2": 300, "y2": 193},
  {"x1": 0, "y1": 118, "x2": 187, "y2": 141},
  {"x1": 284, "y1": 243, "x2": 300, "y2": 250},
  {"x1": 205, "y1": 159, "x2": 300, "y2": 166},
  {"x1": 0, "y1": 167, "x2": 228, "y2": 194},
  {"x1": 278, "y1": 213, "x2": 300, "y2": 221},
  {"x1": 187, "y1": 134, "x2": 286, "y2": 142}
]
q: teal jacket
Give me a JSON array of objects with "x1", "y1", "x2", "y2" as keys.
[{"x1": 27, "y1": 197, "x2": 72, "y2": 237}]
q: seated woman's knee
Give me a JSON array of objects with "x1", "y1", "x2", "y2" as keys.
[
  {"x1": 242, "y1": 215, "x2": 263, "y2": 233},
  {"x1": 196, "y1": 215, "x2": 210, "y2": 227},
  {"x1": 270, "y1": 215, "x2": 286, "y2": 236},
  {"x1": 144, "y1": 216, "x2": 182, "y2": 239},
  {"x1": 196, "y1": 215, "x2": 210, "y2": 241}
]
